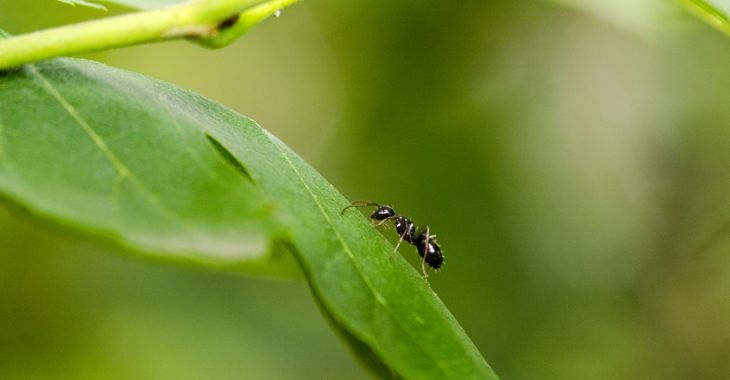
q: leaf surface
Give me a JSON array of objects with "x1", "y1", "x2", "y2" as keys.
[
  {"x1": 0, "y1": 59, "x2": 292, "y2": 275},
  {"x1": 0, "y1": 58, "x2": 498, "y2": 379}
]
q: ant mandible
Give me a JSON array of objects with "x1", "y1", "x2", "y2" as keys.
[{"x1": 341, "y1": 201, "x2": 444, "y2": 283}]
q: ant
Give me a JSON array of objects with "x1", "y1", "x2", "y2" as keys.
[{"x1": 341, "y1": 201, "x2": 444, "y2": 283}]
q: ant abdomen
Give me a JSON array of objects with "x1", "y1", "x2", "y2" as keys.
[
  {"x1": 421, "y1": 241, "x2": 444, "y2": 269},
  {"x1": 416, "y1": 229, "x2": 443, "y2": 270}
]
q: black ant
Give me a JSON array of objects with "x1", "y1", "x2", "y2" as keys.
[{"x1": 341, "y1": 201, "x2": 444, "y2": 283}]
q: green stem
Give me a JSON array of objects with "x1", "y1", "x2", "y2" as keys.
[{"x1": 0, "y1": 0, "x2": 299, "y2": 70}]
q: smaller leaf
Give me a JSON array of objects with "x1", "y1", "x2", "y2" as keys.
[
  {"x1": 94, "y1": 0, "x2": 187, "y2": 10},
  {"x1": 56, "y1": 0, "x2": 108, "y2": 11},
  {"x1": 682, "y1": 0, "x2": 730, "y2": 36},
  {"x1": 0, "y1": 0, "x2": 299, "y2": 70}
]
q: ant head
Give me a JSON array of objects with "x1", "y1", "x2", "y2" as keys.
[{"x1": 370, "y1": 205, "x2": 396, "y2": 221}]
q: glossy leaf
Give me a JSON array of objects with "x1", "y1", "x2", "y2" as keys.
[{"x1": 0, "y1": 58, "x2": 497, "y2": 379}]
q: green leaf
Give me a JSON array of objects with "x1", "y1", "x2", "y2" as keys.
[
  {"x1": 0, "y1": 59, "x2": 293, "y2": 276},
  {"x1": 56, "y1": 0, "x2": 108, "y2": 11},
  {"x1": 682, "y1": 0, "x2": 730, "y2": 35},
  {"x1": 0, "y1": 58, "x2": 498, "y2": 379}
]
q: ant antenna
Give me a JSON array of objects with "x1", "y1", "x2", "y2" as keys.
[{"x1": 341, "y1": 200, "x2": 380, "y2": 215}]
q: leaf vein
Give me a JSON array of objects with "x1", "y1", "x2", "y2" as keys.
[
  {"x1": 27, "y1": 64, "x2": 178, "y2": 220},
  {"x1": 270, "y1": 138, "x2": 386, "y2": 305}
]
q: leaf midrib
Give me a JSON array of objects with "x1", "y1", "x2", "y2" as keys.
[{"x1": 269, "y1": 137, "x2": 464, "y2": 378}]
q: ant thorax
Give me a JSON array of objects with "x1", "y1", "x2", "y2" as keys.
[{"x1": 394, "y1": 216, "x2": 415, "y2": 243}]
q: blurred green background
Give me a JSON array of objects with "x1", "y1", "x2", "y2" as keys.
[{"x1": 2, "y1": 0, "x2": 730, "y2": 378}]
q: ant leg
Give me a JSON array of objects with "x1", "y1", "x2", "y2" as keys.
[
  {"x1": 375, "y1": 218, "x2": 389, "y2": 226},
  {"x1": 341, "y1": 200, "x2": 380, "y2": 215},
  {"x1": 392, "y1": 223, "x2": 412, "y2": 255},
  {"x1": 421, "y1": 226, "x2": 430, "y2": 284},
  {"x1": 421, "y1": 260, "x2": 429, "y2": 284},
  {"x1": 373, "y1": 215, "x2": 398, "y2": 228},
  {"x1": 369, "y1": 216, "x2": 403, "y2": 259}
]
